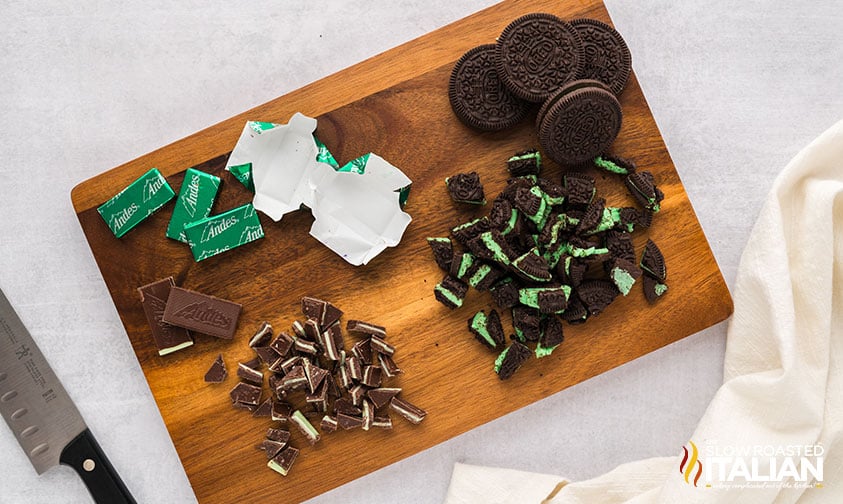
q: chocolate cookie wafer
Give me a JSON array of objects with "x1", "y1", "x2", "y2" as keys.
[{"x1": 570, "y1": 18, "x2": 632, "y2": 95}]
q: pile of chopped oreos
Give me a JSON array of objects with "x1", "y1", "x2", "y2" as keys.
[
  {"x1": 430, "y1": 151, "x2": 668, "y2": 379},
  {"x1": 215, "y1": 297, "x2": 426, "y2": 477}
]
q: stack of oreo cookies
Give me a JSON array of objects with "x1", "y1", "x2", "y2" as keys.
[{"x1": 449, "y1": 13, "x2": 631, "y2": 165}]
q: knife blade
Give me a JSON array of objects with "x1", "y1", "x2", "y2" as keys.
[{"x1": 0, "y1": 287, "x2": 135, "y2": 503}]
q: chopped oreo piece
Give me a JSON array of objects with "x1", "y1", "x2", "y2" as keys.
[
  {"x1": 507, "y1": 149, "x2": 542, "y2": 176},
  {"x1": 389, "y1": 396, "x2": 427, "y2": 424},
  {"x1": 537, "y1": 316, "x2": 564, "y2": 357},
  {"x1": 446, "y1": 172, "x2": 486, "y2": 205},
  {"x1": 469, "y1": 263, "x2": 507, "y2": 292},
  {"x1": 577, "y1": 280, "x2": 620, "y2": 316},
  {"x1": 561, "y1": 295, "x2": 589, "y2": 324},
  {"x1": 609, "y1": 257, "x2": 643, "y2": 296},
  {"x1": 576, "y1": 197, "x2": 605, "y2": 234},
  {"x1": 512, "y1": 306, "x2": 541, "y2": 342},
  {"x1": 467, "y1": 309, "x2": 506, "y2": 349},
  {"x1": 451, "y1": 217, "x2": 491, "y2": 245},
  {"x1": 513, "y1": 186, "x2": 546, "y2": 222},
  {"x1": 640, "y1": 239, "x2": 667, "y2": 281},
  {"x1": 435, "y1": 275, "x2": 469, "y2": 309},
  {"x1": 512, "y1": 249, "x2": 552, "y2": 282},
  {"x1": 204, "y1": 354, "x2": 227, "y2": 383},
  {"x1": 494, "y1": 341, "x2": 532, "y2": 380},
  {"x1": 489, "y1": 198, "x2": 517, "y2": 234},
  {"x1": 427, "y1": 237, "x2": 454, "y2": 272},
  {"x1": 563, "y1": 172, "x2": 596, "y2": 207},
  {"x1": 490, "y1": 278, "x2": 520, "y2": 309},
  {"x1": 642, "y1": 275, "x2": 669, "y2": 303},
  {"x1": 593, "y1": 155, "x2": 635, "y2": 175},
  {"x1": 449, "y1": 252, "x2": 477, "y2": 280},
  {"x1": 625, "y1": 171, "x2": 663, "y2": 212}
]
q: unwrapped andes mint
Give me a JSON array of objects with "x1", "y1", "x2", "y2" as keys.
[{"x1": 137, "y1": 277, "x2": 193, "y2": 356}]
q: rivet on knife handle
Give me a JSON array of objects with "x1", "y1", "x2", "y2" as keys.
[{"x1": 59, "y1": 429, "x2": 136, "y2": 504}]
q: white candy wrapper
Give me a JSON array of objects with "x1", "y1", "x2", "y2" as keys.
[{"x1": 225, "y1": 113, "x2": 412, "y2": 266}]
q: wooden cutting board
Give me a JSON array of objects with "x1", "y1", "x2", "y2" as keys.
[{"x1": 71, "y1": 0, "x2": 733, "y2": 502}]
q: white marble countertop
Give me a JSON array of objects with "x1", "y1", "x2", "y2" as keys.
[{"x1": 1, "y1": 1, "x2": 841, "y2": 502}]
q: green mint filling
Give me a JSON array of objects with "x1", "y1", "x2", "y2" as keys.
[
  {"x1": 470, "y1": 311, "x2": 496, "y2": 348},
  {"x1": 267, "y1": 459, "x2": 289, "y2": 476},
  {"x1": 457, "y1": 253, "x2": 475, "y2": 279},
  {"x1": 655, "y1": 283, "x2": 669, "y2": 296},
  {"x1": 249, "y1": 121, "x2": 277, "y2": 132},
  {"x1": 452, "y1": 218, "x2": 484, "y2": 235},
  {"x1": 480, "y1": 232, "x2": 511, "y2": 265},
  {"x1": 494, "y1": 346, "x2": 511, "y2": 373},
  {"x1": 426, "y1": 237, "x2": 450, "y2": 244},
  {"x1": 469, "y1": 264, "x2": 492, "y2": 288},
  {"x1": 569, "y1": 245, "x2": 609, "y2": 258},
  {"x1": 535, "y1": 341, "x2": 558, "y2": 358},
  {"x1": 611, "y1": 267, "x2": 636, "y2": 296},
  {"x1": 292, "y1": 410, "x2": 319, "y2": 439},
  {"x1": 158, "y1": 340, "x2": 194, "y2": 356},
  {"x1": 501, "y1": 208, "x2": 519, "y2": 235},
  {"x1": 508, "y1": 151, "x2": 541, "y2": 164},
  {"x1": 435, "y1": 283, "x2": 463, "y2": 307},
  {"x1": 518, "y1": 288, "x2": 540, "y2": 308},
  {"x1": 593, "y1": 156, "x2": 629, "y2": 175}
]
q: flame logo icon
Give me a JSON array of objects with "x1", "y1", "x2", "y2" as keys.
[{"x1": 680, "y1": 441, "x2": 703, "y2": 486}]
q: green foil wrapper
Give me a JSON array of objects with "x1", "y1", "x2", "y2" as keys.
[
  {"x1": 227, "y1": 163, "x2": 255, "y2": 192},
  {"x1": 184, "y1": 203, "x2": 264, "y2": 261},
  {"x1": 166, "y1": 168, "x2": 221, "y2": 243},
  {"x1": 97, "y1": 168, "x2": 176, "y2": 238}
]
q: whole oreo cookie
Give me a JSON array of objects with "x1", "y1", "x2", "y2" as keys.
[
  {"x1": 495, "y1": 13, "x2": 585, "y2": 103},
  {"x1": 570, "y1": 18, "x2": 631, "y2": 96},
  {"x1": 536, "y1": 79, "x2": 622, "y2": 165},
  {"x1": 449, "y1": 44, "x2": 531, "y2": 131}
]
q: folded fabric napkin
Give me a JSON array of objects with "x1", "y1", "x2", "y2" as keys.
[{"x1": 446, "y1": 119, "x2": 843, "y2": 503}]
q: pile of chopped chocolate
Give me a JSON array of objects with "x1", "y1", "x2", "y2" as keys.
[
  {"x1": 211, "y1": 297, "x2": 426, "y2": 477},
  {"x1": 430, "y1": 152, "x2": 668, "y2": 379}
]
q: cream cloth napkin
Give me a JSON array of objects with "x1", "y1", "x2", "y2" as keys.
[{"x1": 445, "y1": 118, "x2": 843, "y2": 504}]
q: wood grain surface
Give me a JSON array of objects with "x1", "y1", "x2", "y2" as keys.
[{"x1": 71, "y1": 0, "x2": 733, "y2": 502}]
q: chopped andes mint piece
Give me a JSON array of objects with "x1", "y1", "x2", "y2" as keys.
[
  {"x1": 446, "y1": 172, "x2": 486, "y2": 205},
  {"x1": 302, "y1": 319, "x2": 321, "y2": 342},
  {"x1": 593, "y1": 155, "x2": 635, "y2": 175},
  {"x1": 267, "y1": 446, "x2": 299, "y2": 476},
  {"x1": 269, "y1": 332, "x2": 295, "y2": 357},
  {"x1": 640, "y1": 239, "x2": 667, "y2": 281},
  {"x1": 369, "y1": 335, "x2": 395, "y2": 356},
  {"x1": 361, "y1": 366, "x2": 383, "y2": 388},
  {"x1": 252, "y1": 399, "x2": 273, "y2": 418},
  {"x1": 351, "y1": 339, "x2": 373, "y2": 365},
  {"x1": 249, "y1": 321, "x2": 273, "y2": 348},
  {"x1": 373, "y1": 416, "x2": 393, "y2": 429},
  {"x1": 271, "y1": 401, "x2": 292, "y2": 422},
  {"x1": 337, "y1": 412, "x2": 364, "y2": 430},
  {"x1": 305, "y1": 380, "x2": 329, "y2": 410},
  {"x1": 643, "y1": 274, "x2": 669, "y2": 303},
  {"x1": 347, "y1": 319, "x2": 387, "y2": 338},
  {"x1": 390, "y1": 396, "x2": 427, "y2": 424},
  {"x1": 625, "y1": 171, "x2": 663, "y2": 212},
  {"x1": 434, "y1": 275, "x2": 469, "y2": 309},
  {"x1": 577, "y1": 279, "x2": 620, "y2": 316},
  {"x1": 237, "y1": 362, "x2": 264, "y2": 385},
  {"x1": 346, "y1": 354, "x2": 363, "y2": 381},
  {"x1": 467, "y1": 310, "x2": 506, "y2": 349},
  {"x1": 361, "y1": 398, "x2": 375, "y2": 431},
  {"x1": 290, "y1": 410, "x2": 321, "y2": 445},
  {"x1": 204, "y1": 354, "x2": 227, "y2": 383},
  {"x1": 254, "y1": 346, "x2": 280, "y2": 366},
  {"x1": 451, "y1": 217, "x2": 491, "y2": 245},
  {"x1": 302, "y1": 359, "x2": 328, "y2": 393},
  {"x1": 349, "y1": 384, "x2": 369, "y2": 406},
  {"x1": 494, "y1": 341, "x2": 532, "y2": 380},
  {"x1": 333, "y1": 397, "x2": 362, "y2": 416},
  {"x1": 322, "y1": 324, "x2": 341, "y2": 361},
  {"x1": 512, "y1": 248, "x2": 553, "y2": 282},
  {"x1": 490, "y1": 278, "x2": 520, "y2": 309},
  {"x1": 137, "y1": 277, "x2": 193, "y2": 356},
  {"x1": 610, "y1": 258, "x2": 643, "y2": 296},
  {"x1": 233, "y1": 402, "x2": 258, "y2": 413},
  {"x1": 321, "y1": 415, "x2": 339, "y2": 434},
  {"x1": 293, "y1": 336, "x2": 320, "y2": 355},
  {"x1": 563, "y1": 172, "x2": 596, "y2": 207},
  {"x1": 242, "y1": 357, "x2": 261, "y2": 370},
  {"x1": 427, "y1": 237, "x2": 454, "y2": 272},
  {"x1": 322, "y1": 302, "x2": 343, "y2": 330},
  {"x1": 537, "y1": 316, "x2": 564, "y2": 358},
  {"x1": 378, "y1": 353, "x2": 403, "y2": 378},
  {"x1": 266, "y1": 428, "x2": 291, "y2": 444},
  {"x1": 507, "y1": 149, "x2": 542, "y2": 177},
  {"x1": 278, "y1": 366, "x2": 307, "y2": 392},
  {"x1": 291, "y1": 320, "x2": 306, "y2": 338},
  {"x1": 229, "y1": 382, "x2": 261, "y2": 406},
  {"x1": 301, "y1": 296, "x2": 327, "y2": 324},
  {"x1": 367, "y1": 387, "x2": 402, "y2": 409},
  {"x1": 260, "y1": 439, "x2": 287, "y2": 460}
]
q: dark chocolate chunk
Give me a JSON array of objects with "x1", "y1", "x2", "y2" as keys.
[
  {"x1": 507, "y1": 149, "x2": 542, "y2": 177},
  {"x1": 496, "y1": 13, "x2": 585, "y2": 102},
  {"x1": 237, "y1": 362, "x2": 264, "y2": 385},
  {"x1": 337, "y1": 412, "x2": 364, "y2": 430},
  {"x1": 322, "y1": 302, "x2": 343, "y2": 330},
  {"x1": 252, "y1": 399, "x2": 273, "y2": 418},
  {"x1": 577, "y1": 279, "x2": 620, "y2": 316},
  {"x1": 563, "y1": 172, "x2": 596, "y2": 207},
  {"x1": 260, "y1": 439, "x2": 287, "y2": 460},
  {"x1": 446, "y1": 172, "x2": 486, "y2": 205},
  {"x1": 266, "y1": 428, "x2": 291, "y2": 444},
  {"x1": 229, "y1": 382, "x2": 261, "y2": 406},
  {"x1": 161, "y1": 286, "x2": 242, "y2": 340},
  {"x1": 427, "y1": 237, "x2": 454, "y2": 272},
  {"x1": 203, "y1": 354, "x2": 227, "y2": 383},
  {"x1": 495, "y1": 341, "x2": 533, "y2": 380},
  {"x1": 242, "y1": 357, "x2": 261, "y2": 370},
  {"x1": 137, "y1": 277, "x2": 193, "y2": 356},
  {"x1": 640, "y1": 239, "x2": 667, "y2": 282},
  {"x1": 434, "y1": 275, "x2": 469, "y2": 309},
  {"x1": 267, "y1": 446, "x2": 299, "y2": 476},
  {"x1": 448, "y1": 44, "x2": 530, "y2": 131},
  {"x1": 491, "y1": 278, "x2": 521, "y2": 309},
  {"x1": 367, "y1": 387, "x2": 402, "y2": 409},
  {"x1": 389, "y1": 396, "x2": 427, "y2": 424},
  {"x1": 269, "y1": 332, "x2": 294, "y2": 357},
  {"x1": 248, "y1": 321, "x2": 273, "y2": 348},
  {"x1": 254, "y1": 346, "x2": 280, "y2": 366},
  {"x1": 570, "y1": 18, "x2": 632, "y2": 95},
  {"x1": 301, "y1": 296, "x2": 327, "y2": 324}
]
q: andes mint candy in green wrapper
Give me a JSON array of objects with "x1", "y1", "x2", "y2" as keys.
[
  {"x1": 226, "y1": 163, "x2": 255, "y2": 192},
  {"x1": 97, "y1": 167, "x2": 176, "y2": 238},
  {"x1": 166, "y1": 168, "x2": 221, "y2": 242},
  {"x1": 184, "y1": 203, "x2": 264, "y2": 261}
]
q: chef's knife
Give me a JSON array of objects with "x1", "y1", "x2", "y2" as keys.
[{"x1": 0, "y1": 287, "x2": 135, "y2": 503}]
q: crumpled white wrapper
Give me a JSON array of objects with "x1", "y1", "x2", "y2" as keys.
[{"x1": 225, "y1": 112, "x2": 412, "y2": 266}]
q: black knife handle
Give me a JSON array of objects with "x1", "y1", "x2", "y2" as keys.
[{"x1": 59, "y1": 429, "x2": 136, "y2": 504}]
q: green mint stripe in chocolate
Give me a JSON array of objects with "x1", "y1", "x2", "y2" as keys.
[
  {"x1": 593, "y1": 156, "x2": 630, "y2": 175},
  {"x1": 227, "y1": 163, "x2": 255, "y2": 192},
  {"x1": 313, "y1": 134, "x2": 340, "y2": 168},
  {"x1": 97, "y1": 167, "x2": 176, "y2": 238},
  {"x1": 184, "y1": 203, "x2": 264, "y2": 261},
  {"x1": 166, "y1": 168, "x2": 221, "y2": 243}
]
